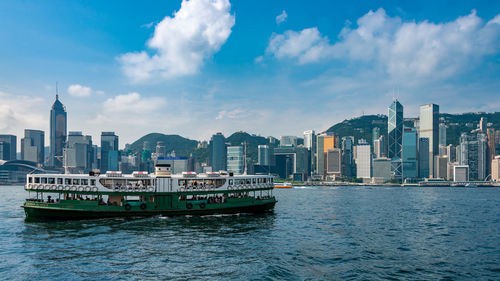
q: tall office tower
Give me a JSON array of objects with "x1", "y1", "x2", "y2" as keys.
[
  {"x1": 156, "y1": 141, "x2": 166, "y2": 158},
  {"x1": 372, "y1": 127, "x2": 380, "y2": 148},
  {"x1": 209, "y1": 133, "x2": 226, "y2": 172},
  {"x1": 418, "y1": 138, "x2": 430, "y2": 178},
  {"x1": 487, "y1": 128, "x2": 496, "y2": 177},
  {"x1": 439, "y1": 123, "x2": 447, "y2": 146},
  {"x1": 460, "y1": 133, "x2": 488, "y2": 180},
  {"x1": 227, "y1": 146, "x2": 244, "y2": 175},
  {"x1": 316, "y1": 133, "x2": 337, "y2": 177},
  {"x1": 356, "y1": 140, "x2": 372, "y2": 179},
  {"x1": 446, "y1": 144, "x2": 456, "y2": 163},
  {"x1": 21, "y1": 129, "x2": 44, "y2": 164},
  {"x1": 341, "y1": 136, "x2": 355, "y2": 178},
  {"x1": 326, "y1": 148, "x2": 342, "y2": 177},
  {"x1": 65, "y1": 131, "x2": 94, "y2": 173},
  {"x1": 419, "y1": 104, "x2": 439, "y2": 177},
  {"x1": 374, "y1": 135, "x2": 387, "y2": 158},
  {"x1": 49, "y1": 95, "x2": 67, "y2": 168},
  {"x1": 304, "y1": 130, "x2": 316, "y2": 175},
  {"x1": 492, "y1": 156, "x2": 500, "y2": 182},
  {"x1": 280, "y1": 136, "x2": 298, "y2": 147},
  {"x1": 388, "y1": 100, "x2": 403, "y2": 179},
  {"x1": 434, "y1": 155, "x2": 449, "y2": 179},
  {"x1": 0, "y1": 135, "x2": 17, "y2": 160},
  {"x1": 257, "y1": 145, "x2": 270, "y2": 166},
  {"x1": 479, "y1": 117, "x2": 487, "y2": 134},
  {"x1": 101, "y1": 132, "x2": 119, "y2": 172},
  {"x1": 402, "y1": 127, "x2": 418, "y2": 179}
]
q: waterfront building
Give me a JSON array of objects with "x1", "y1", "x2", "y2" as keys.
[
  {"x1": 316, "y1": 133, "x2": 337, "y2": 178},
  {"x1": 419, "y1": 104, "x2": 439, "y2": 177},
  {"x1": 280, "y1": 136, "x2": 297, "y2": 147},
  {"x1": 157, "y1": 157, "x2": 189, "y2": 174},
  {"x1": 257, "y1": 145, "x2": 270, "y2": 166},
  {"x1": 21, "y1": 130, "x2": 44, "y2": 165},
  {"x1": 341, "y1": 136, "x2": 355, "y2": 178},
  {"x1": 434, "y1": 155, "x2": 448, "y2": 179},
  {"x1": 101, "y1": 132, "x2": 119, "y2": 172},
  {"x1": 374, "y1": 135, "x2": 387, "y2": 159},
  {"x1": 356, "y1": 140, "x2": 371, "y2": 179},
  {"x1": 487, "y1": 128, "x2": 496, "y2": 177},
  {"x1": 326, "y1": 148, "x2": 342, "y2": 178},
  {"x1": 459, "y1": 133, "x2": 488, "y2": 180},
  {"x1": 402, "y1": 127, "x2": 418, "y2": 179},
  {"x1": 439, "y1": 123, "x2": 447, "y2": 146},
  {"x1": 304, "y1": 130, "x2": 316, "y2": 175},
  {"x1": 372, "y1": 127, "x2": 380, "y2": 151},
  {"x1": 273, "y1": 146, "x2": 309, "y2": 180},
  {"x1": 492, "y1": 156, "x2": 500, "y2": 182},
  {"x1": 372, "y1": 157, "x2": 391, "y2": 182},
  {"x1": 418, "y1": 138, "x2": 430, "y2": 178},
  {"x1": 227, "y1": 146, "x2": 244, "y2": 175},
  {"x1": 454, "y1": 165, "x2": 469, "y2": 182},
  {"x1": 0, "y1": 135, "x2": 17, "y2": 160},
  {"x1": 446, "y1": 144, "x2": 456, "y2": 163},
  {"x1": 49, "y1": 95, "x2": 67, "y2": 168},
  {"x1": 209, "y1": 133, "x2": 226, "y2": 172},
  {"x1": 64, "y1": 131, "x2": 94, "y2": 173},
  {"x1": 388, "y1": 100, "x2": 403, "y2": 179}
]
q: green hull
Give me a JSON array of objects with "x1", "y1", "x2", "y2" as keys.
[{"x1": 23, "y1": 199, "x2": 276, "y2": 220}]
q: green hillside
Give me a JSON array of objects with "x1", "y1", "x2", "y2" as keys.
[
  {"x1": 226, "y1": 131, "x2": 272, "y2": 163},
  {"x1": 128, "y1": 133, "x2": 198, "y2": 157}
]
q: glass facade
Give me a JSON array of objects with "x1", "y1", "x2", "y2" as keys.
[
  {"x1": 402, "y1": 127, "x2": 418, "y2": 179},
  {"x1": 21, "y1": 130, "x2": 44, "y2": 164},
  {"x1": 419, "y1": 104, "x2": 439, "y2": 177},
  {"x1": 209, "y1": 133, "x2": 226, "y2": 172},
  {"x1": 49, "y1": 95, "x2": 67, "y2": 168},
  {"x1": 100, "y1": 132, "x2": 119, "y2": 172},
  {"x1": 388, "y1": 100, "x2": 403, "y2": 179},
  {"x1": 227, "y1": 146, "x2": 244, "y2": 175},
  {"x1": 418, "y1": 138, "x2": 430, "y2": 178}
]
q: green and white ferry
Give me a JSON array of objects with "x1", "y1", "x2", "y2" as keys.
[{"x1": 22, "y1": 164, "x2": 276, "y2": 220}]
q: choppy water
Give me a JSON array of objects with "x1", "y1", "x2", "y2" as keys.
[{"x1": 1, "y1": 185, "x2": 500, "y2": 280}]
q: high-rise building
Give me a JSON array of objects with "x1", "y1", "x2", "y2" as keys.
[
  {"x1": 446, "y1": 144, "x2": 456, "y2": 163},
  {"x1": 356, "y1": 140, "x2": 371, "y2": 179},
  {"x1": 273, "y1": 146, "x2": 309, "y2": 180},
  {"x1": 439, "y1": 123, "x2": 447, "y2": 146},
  {"x1": 373, "y1": 135, "x2": 387, "y2": 159},
  {"x1": 402, "y1": 127, "x2": 418, "y2": 179},
  {"x1": 280, "y1": 136, "x2": 297, "y2": 147},
  {"x1": 492, "y1": 156, "x2": 500, "y2": 182},
  {"x1": 65, "y1": 131, "x2": 94, "y2": 173},
  {"x1": 419, "y1": 104, "x2": 439, "y2": 177},
  {"x1": 459, "y1": 133, "x2": 488, "y2": 180},
  {"x1": 418, "y1": 138, "x2": 430, "y2": 178},
  {"x1": 373, "y1": 157, "x2": 391, "y2": 182},
  {"x1": 316, "y1": 133, "x2": 337, "y2": 178},
  {"x1": 21, "y1": 130, "x2": 44, "y2": 164},
  {"x1": 372, "y1": 127, "x2": 380, "y2": 149},
  {"x1": 257, "y1": 145, "x2": 270, "y2": 166},
  {"x1": 156, "y1": 141, "x2": 166, "y2": 158},
  {"x1": 227, "y1": 146, "x2": 244, "y2": 175},
  {"x1": 326, "y1": 148, "x2": 342, "y2": 177},
  {"x1": 479, "y1": 117, "x2": 487, "y2": 134},
  {"x1": 49, "y1": 95, "x2": 67, "y2": 168},
  {"x1": 434, "y1": 155, "x2": 448, "y2": 179},
  {"x1": 487, "y1": 128, "x2": 496, "y2": 177},
  {"x1": 388, "y1": 100, "x2": 403, "y2": 179},
  {"x1": 209, "y1": 133, "x2": 226, "y2": 172},
  {"x1": 341, "y1": 136, "x2": 355, "y2": 178},
  {"x1": 101, "y1": 132, "x2": 119, "y2": 172},
  {"x1": 454, "y1": 165, "x2": 469, "y2": 182},
  {"x1": 304, "y1": 130, "x2": 316, "y2": 175},
  {"x1": 0, "y1": 135, "x2": 17, "y2": 160}
]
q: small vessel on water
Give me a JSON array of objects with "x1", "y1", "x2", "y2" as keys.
[
  {"x1": 22, "y1": 164, "x2": 276, "y2": 220},
  {"x1": 274, "y1": 182, "x2": 292, "y2": 189}
]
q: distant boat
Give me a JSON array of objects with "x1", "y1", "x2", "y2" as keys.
[
  {"x1": 465, "y1": 183, "x2": 477, "y2": 188},
  {"x1": 274, "y1": 182, "x2": 292, "y2": 189}
]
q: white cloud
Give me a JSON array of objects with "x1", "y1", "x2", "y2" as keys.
[
  {"x1": 276, "y1": 10, "x2": 287, "y2": 24},
  {"x1": 266, "y1": 9, "x2": 500, "y2": 79},
  {"x1": 119, "y1": 0, "x2": 235, "y2": 83},
  {"x1": 68, "y1": 84, "x2": 92, "y2": 97}
]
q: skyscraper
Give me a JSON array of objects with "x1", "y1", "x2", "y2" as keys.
[
  {"x1": 258, "y1": 145, "x2": 270, "y2": 166},
  {"x1": 21, "y1": 129, "x2": 44, "y2": 164},
  {"x1": 227, "y1": 146, "x2": 244, "y2": 175},
  {"x1": 402, "y1": 127, "x2": 418, "y2": 179},
  {"x1": 372, "y1": 127, "x2": 380, "y2": 150},
  {"x1": 356, "y1": 140, "x2": 371, "y2": 179},
  {"x1": 341, "y1": 136, "x2": 355, "y2": 178},
  {"x1": 280, "y1": 136, "x2": 298, "y2": 147},
  {"x1": 49, "y1": 95, "x2": 67, "y2": 168},
  {"x1": 439, "y1": 123, "x2": 447, "y2": 146},
  {"x1": 209, "y1": 133, "x2": 226, "y2": 172},
  {"x1": 419, "y1": 104, "x2": 439, "y2": 177},
  {"x1": 65, "y1": 131, "x2": 94, "y2": 173},
  {"x1": 459, "y1": 133, "x2": 488, "y2": 180},
  {"x1": 487, "y1": 128, "x2": 496, "y2": 177},
  {"x1": 304, "y1": 130, "x2": 316, "y2": 175},
  {"x1": 388, "y1": 100, "x2": 403, "y2": 179},
  {"x1": 0, "y1": 135, "x2": 17, "y2": 160},
  {"x1": 101, "y1": 132, "x2": 119, "y2": 172},
  {"x1": 418, "y1": 138, "x2": 430, "y2": 178},
  {"x1": 316, "y1": 133, "x2": 337, "y2": 178}
]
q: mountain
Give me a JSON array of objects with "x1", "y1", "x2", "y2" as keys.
[
  {"x1": 127, "y1": 133, "x2": 198, "y2": 157},
  {"x1": 226, "y1": 131, "x2": 273, "y2": 163},
  {"x1": 327, "y1": 112, "x2": 500, "y2": 146}
]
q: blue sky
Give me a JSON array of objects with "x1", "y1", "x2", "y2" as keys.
[{"x1": 0, "y1": 0, "x2": 499, "y2": 147}]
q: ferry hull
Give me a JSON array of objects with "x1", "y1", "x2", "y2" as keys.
[{"x1": 23, "y1": 201, "x2": 276, "y2": 220}]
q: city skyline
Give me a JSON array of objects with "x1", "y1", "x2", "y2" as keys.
[{"x1": 0, "y1": 0, "x2": 499, "y2": 147}]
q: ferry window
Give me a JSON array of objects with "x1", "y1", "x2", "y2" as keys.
[
  {"x1": 72, "y1": 179, "x2": 80, "y2": 185},
  {"x1": 263, "y1": 178, "x2": 267, "y2": 183},
  {"x1": 271, "y1": 178, "x2": 274, "y2": 183},
  {"x1": 81, "y1": 179, "x2": 88, "y2": 185},
  {"x1": 246, "y1": 179, "x2": 250, "y2": 184},
  {"x1": 57, "y1": 178, "x2": 63, "y2": 184},
  {"x1": 28, "y1": 177, "x2": 33, "y2": 183},
  {"x1": 90, "y1": 179, "x2": 96, "y2": 186},
  {"x1": 48, "y1": 178, "x2": 55, "y2": 184},
  {"x1": 65, "y1": 178, "x2": 71, "y2": 185},
  {"x1": 252, "y1": 178, "x2": 256, "y2": 184},
  {"x1": 229, "y1": 179, "x2": 233, "y2": 185},
  {"x1": 34, "y1": 177, "x2": 40, "y2": 183},
  {"x1": 41, "y1": 178, "x2": 47, "y2": 184}
]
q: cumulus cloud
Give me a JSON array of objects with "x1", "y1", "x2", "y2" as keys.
[
  {"x1": 0, "y1": 91, "x2": 46, "y2": 139},
  {"x1": 276, "y1": 10, "x2": 287, "y2": 24},
  {"x1": 119, "y1": 0, "x2": 235, "y2": 83},
  {"x1": 267, "y1": 9, "x2": 500, "y2": 79},
  {"x1": 68, "y1": 84, "x2": 92, "y2": 97}
]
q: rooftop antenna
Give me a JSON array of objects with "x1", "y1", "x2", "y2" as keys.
[{"x1": 56, "y1": 82, "x2": 59, "y2": 99}]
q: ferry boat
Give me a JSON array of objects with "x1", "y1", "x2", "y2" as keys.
[
  {"x1": 274, "y1": 182, "x2": 292, "y2": 189},
  {"x1": 22, "y1": 164, "x2": 277, "y2": 220}
]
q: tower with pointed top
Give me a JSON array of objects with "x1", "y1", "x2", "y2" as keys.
[
  {"x1": 49, "y1": 94, "x2": 67, "y2": 168},
  {"x1": 388, "y1": 99, "x2": 403, "y2": 180}
]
